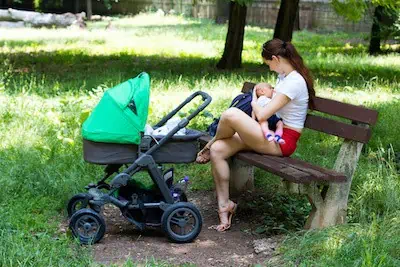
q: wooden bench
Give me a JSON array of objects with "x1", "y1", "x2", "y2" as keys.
[{"x1": 199, "y1": 82, "x2": 379, "y2": 229}]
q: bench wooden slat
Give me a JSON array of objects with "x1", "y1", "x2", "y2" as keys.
[
  {"x1": 198, "y1": 135, "x2": 346, "y2": 183},
  {"x1": 235, "y1": 152, "x2": 315, "y2": 183},
  {"x1": 241, "y1": 82, "x2": 378, "y2": 126},
  {"x1": 305, "y1": 114, "x2": 371, "y2": 143},
  {"x1": 269, "y1": 156, "x2": 346, "y2": 182},
  {"x1": 312, "y1": 97, "x2": 378, "y2": 125}
]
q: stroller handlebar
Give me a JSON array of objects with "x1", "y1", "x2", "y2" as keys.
[
  {"x1": 140, "y1": 91, "x2": 212, "y2": 157},
  {"x1": 116, "y1": 91, "x2": 212, "y2": 179},
  {"x1": 153, "y1": 90, "x2": 212, "y2": 128}
]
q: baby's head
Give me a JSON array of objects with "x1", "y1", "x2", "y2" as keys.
[{"x1": 256, "y1": 84, "x2": 274, "y2": 98}]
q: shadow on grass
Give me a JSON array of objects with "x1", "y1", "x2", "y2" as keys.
[{"x1": 1, "y1": 49, "x2": 399, "y2": 96}]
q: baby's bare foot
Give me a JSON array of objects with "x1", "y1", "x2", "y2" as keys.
[
  {"x1": 265, "y1": 131, "x2": 275, "y2": 142},
  {"x1": 274, "y1": 135, "x2": 285, "y2": 144}
]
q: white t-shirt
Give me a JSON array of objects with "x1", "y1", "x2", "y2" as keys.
[{"x1": 275, "y1": 71, "x2": 309, "y2": 129}]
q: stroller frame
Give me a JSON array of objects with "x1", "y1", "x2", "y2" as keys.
[{"x1": 68, "y1": 91, "x2": 212, "y2": 244}]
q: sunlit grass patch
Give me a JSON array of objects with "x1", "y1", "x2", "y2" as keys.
[{"x1": 279, "y1": 213, "x2": 400, "y2": 266}]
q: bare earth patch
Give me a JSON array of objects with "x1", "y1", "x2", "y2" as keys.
[{"x1": 89, "y1": 190, "x2": 283, "y2": 266}]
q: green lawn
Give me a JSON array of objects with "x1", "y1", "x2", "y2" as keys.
[{"x1": 0, "y1": 13, "x2": 400, "y2": 266}]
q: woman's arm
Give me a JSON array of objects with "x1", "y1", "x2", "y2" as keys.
[{"x1": 251, "y1": 92, "x2": 290, "y2": 121}]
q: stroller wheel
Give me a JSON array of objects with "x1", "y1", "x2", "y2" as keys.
[
  {"x1": 161, "y1": 202, "x2": 202, "y2": 243},
  {"x1": 69, "y1": 208, "x2": 106, "y2": 245},
  {"x1": 67, "y1": 193, "x2": 100, "y2": 218}
]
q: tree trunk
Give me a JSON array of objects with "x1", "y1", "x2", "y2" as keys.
[
  {"x1": 273, "y1": 0, "x2": 299, "y2": 41},
  {"x1": 215, "y1": 0, "x2": 229, "y2": 24},
  {"x1": 75, "y1": 0, "x2": 80, "y2": 13},
  {"x1": 294, "y1": 6, "x2": 300, "y2": 31},
  {"x1": 216, "y1": 1, "x2": 247, "y2": 70},
  {"x1": 369, "y1": 6, "x2": 384, "y2": 55},
  {"x1": 86, "y1": 0, "x2": 92, "y2": 20}
]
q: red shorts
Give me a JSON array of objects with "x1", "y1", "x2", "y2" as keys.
[{"x1": 279, "y1": 128, "x2": 301, "y2": 157}]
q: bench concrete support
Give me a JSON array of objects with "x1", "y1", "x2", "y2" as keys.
[
  {"x1": 229, "y1": 158, "x2": 255, "y2": 196},
  {"x1": 304, "y1": 140, "x2": 364, "y2": 229}
]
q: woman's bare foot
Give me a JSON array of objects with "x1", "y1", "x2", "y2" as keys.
[
  {"x1": 196, "y1": 144, "x2": 211, "y2": 164},
  {"x1": 208, "y1": 200, "x2": 238, "y2": 232}
]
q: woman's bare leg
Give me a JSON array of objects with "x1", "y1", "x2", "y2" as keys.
[
  {"x1": 197, "y1": 107, "x2": 281, "y2": 163},
  {"x1": 208, "y1": 108, "x2": 282, "y2": 230},
  {"x1": 215, "y1": 107, "x2": 282, "y2": 154},
  {"x1": 209, "y1": 135, "x2": 246, "y2": 230}
]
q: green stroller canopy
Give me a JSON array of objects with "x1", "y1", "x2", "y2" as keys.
[{"x1": 82, "y1": 72, "x2": 150, "y2": 145}]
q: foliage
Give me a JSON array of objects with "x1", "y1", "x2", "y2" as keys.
[
  {"x1": 331, "y1": 0, "x2": 400, "y2": 42},
  {"x1": 101, "y1": 0, "x2": 121, "y2": 10},
  {"x1": 331, "y1": 0, "x2": 369, "y2": 21},
  {"x1": 331, "y1": 0, "x2": 400, "y2": 22}
]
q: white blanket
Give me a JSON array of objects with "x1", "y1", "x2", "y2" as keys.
[{"x1": 145, "y1": 117, "x2": 186, "y2": 136}]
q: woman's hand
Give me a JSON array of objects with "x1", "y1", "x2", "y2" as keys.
[{"x1": 251, "y1": 87, "x2": 258, "y2": 105}]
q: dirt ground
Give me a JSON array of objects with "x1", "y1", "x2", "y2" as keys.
[{"x1": 90, "y1": 190, "x2": 284, "y2": 267}]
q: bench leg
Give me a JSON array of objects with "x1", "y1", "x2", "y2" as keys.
[
  {"x1": 304, "y1": 183, "x2": 325, "y2": 229},
  {"x1": 229, "y1": 158, "x2": 255, "y2": 197},
  {"x1": 304, "y1": 140, "x2": 364, "y2": 229}
]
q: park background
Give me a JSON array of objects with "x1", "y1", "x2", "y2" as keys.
[{"x1": 0, "y1": 0, "x2": 400, "y2": 266}]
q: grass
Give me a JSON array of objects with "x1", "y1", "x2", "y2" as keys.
[
  {"x1": 0, "y1": 13, "x2": 400, "y2": 266},
  {"x1": 279, "y1": 213, "x2": 400, "y2": 267}
]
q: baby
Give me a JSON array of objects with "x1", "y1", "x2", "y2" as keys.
[{"x1": 252, "y1": 84, "x2": 285, "y2": 144}]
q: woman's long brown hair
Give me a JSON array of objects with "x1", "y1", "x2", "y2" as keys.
[{"x1": 261, "y1": 38, "x2": 315, "y2": 109}]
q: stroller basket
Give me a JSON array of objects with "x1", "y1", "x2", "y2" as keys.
[{"x1": 83, "y1": 128, "x2": 204, "y2": 164}]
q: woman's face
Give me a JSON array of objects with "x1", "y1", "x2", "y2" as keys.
[{"x1": 263, "y1": 56, "x2": 281, "y2": 74}]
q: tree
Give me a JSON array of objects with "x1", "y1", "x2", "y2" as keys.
[
  {"x1": 217, "y1": 0, "x2": 301, "y2": 70},
  {"x1": 86, "y1": 0, "x2": 92, "y2": 20},
  {"x1": 74, "y1": 0, "x2": 80, "y2": 13},
  {"x1": 370, "y1": 5, "x2": 385, "y2": 54},
  {"x1": 331, "y1": 0, "x2": 400, "y2": 55},
  {"x1": 216, "y1": 1, "x2": 247, "y2": 69},
  {"x1": 273, "y1": 0, "x2": 300, "y2": 42}
]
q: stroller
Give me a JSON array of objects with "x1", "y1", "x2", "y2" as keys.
[{"x1": 67, "y1": 72, "x2": 212, "y2": 244}]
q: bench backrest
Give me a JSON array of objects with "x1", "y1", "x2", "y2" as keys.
[{"x1": 242, "y1": 82, "x2": 378, "y2": 143}]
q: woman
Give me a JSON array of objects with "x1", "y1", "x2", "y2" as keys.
[{"x1": 196, "y1": 38, "x2": 315, "y2": 232}]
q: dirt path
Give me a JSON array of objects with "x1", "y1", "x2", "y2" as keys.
[{"x1": 91, "y1": 190, "x2": 283, "y2": 266}]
